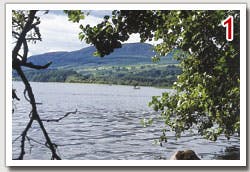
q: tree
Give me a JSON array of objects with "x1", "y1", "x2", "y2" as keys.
[
  {"x1": 78, "y1": 10, "x2": 240, "y2": 142},
  {"x1": 12, "y1": 10, "x2": 81, "y2": 160},
  {"x1": 12, "y1": 10, "x2": 61, "y2": 160}
]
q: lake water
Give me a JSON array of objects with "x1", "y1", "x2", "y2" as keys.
[{"x1": 12, "y1": 81, "x2": 240, "y2": 160}]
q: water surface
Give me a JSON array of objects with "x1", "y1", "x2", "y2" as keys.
[{"x1": 12, "y1": 82, "x2": 240, "y2": 160}]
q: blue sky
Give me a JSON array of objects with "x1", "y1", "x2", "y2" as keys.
[{"x1": 28, "y1": 10, "x2": 159, "y2": 56}]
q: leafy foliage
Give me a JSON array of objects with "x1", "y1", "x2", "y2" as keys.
[
  {"x1": 78, "y1": 10, "x2": 240, "y2": 141},
  {"x1": 64, "y1": 10, "x2": 85, "y2": 23}
]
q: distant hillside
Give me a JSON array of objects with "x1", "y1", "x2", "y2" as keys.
[
  {"x1": 27, "y1": 43, "x2": 178, "y2": 69},
  {"x1": 13, "y1": 43, "x2": 181, "y2": 87}
]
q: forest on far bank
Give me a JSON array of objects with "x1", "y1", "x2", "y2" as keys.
[{"x1": 13, "y1": 64, "x2": 182, "y2": 88}]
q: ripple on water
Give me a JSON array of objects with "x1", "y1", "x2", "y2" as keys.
[{"x1": 12, "y1": 82, "x2": 240, "y2": 160}]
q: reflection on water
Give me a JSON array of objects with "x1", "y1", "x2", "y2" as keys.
[
  {"x1": 12, "y1": 82, "x2": 240, "y2": 160},
  {"x1": 215, "y1": 147, "x2": 240, "y2": 160}
]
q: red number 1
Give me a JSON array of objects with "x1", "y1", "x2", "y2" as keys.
[{"x1": 222, "y1": 16, "x2": 234, "y2": 41}]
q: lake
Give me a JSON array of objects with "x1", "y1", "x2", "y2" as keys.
[{"x1": 12, "y1": 81, "x2": 240, "y2": 160}]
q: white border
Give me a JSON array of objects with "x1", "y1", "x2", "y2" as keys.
[{"x1": 6, "y1": 3, "x2": 247, "y2": 166}]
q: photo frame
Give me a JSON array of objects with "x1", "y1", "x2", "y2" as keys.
[{"x1": 6, "y1": 3, "x2": 246, "y2": 166}]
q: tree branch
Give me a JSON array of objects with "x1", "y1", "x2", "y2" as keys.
[
  {"x1": 12, "y1": 10, "x2": 61, "y2": 160},
  {"x1": 12, "y1": 89, "x2": 20, "y2": 101},
  {"x1": 22, "y1": 39, "x2": 28, "y2": 63},
  {"x1": 26, "y1": 37, "x2": 42, "y2": 41},
  {"x1": 17, "y1": 117, "x2": 34, "y2": 160},
  {"x1": 12, "y1": 11, "x2": 37, "y2": 65},
  {"x1": 12, "y1": 135, "x2": 22, "y2": 144},
  {"x1": 41, "y1": 109, "x2": 78, "y2": 122},
  {"x1": 29, "y1": 21, "x2": 41, "y2": 30},
  {"x1": 12, "y1": 18, "x2": 24, "y2": 29},
  {"x1": 15, "y1": 66, "x2": 61, "y2": 160},
  {"x1": 22, "y1": 61, "x2": 52, "y2": 69},
  {"x1": 12, "y1": 31, "x2": 20, "y2": 39},
  {"x1": 26, "y1": 136, "x2": 47, "y2": 147}
]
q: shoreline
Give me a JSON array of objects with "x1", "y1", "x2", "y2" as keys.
[{"x1": 12, "y1": 80, "x2": 173, "y2": 89}]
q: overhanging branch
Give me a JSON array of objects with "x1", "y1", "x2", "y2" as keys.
[
  {"x1": 12, "y1": 11, "x2": 37, "y2": 62},
  {"x1": 41, "y1": 109, "x2": 78, "y2": 122},
  {"x1": 22, "y1": 39, "x2": 28, "y2": 63},
  {"x1": 12, "y1": 10, "x2": 62, "y2": 160},
  {"x1": 22, "y1": 61, "x2": 52, "y2": 69},
  {"x1": 15, "y1": 66, "x2": 61, "y2": 160}
]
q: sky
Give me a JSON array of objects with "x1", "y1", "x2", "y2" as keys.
[{"x1": 27, "y1": 10, "x2": 145, "y2": 56}]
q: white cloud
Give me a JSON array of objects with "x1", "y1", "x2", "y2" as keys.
[
  {"x1": 28, "y1": 13, "x2": 103, "y2": 56},
  {"x1": 124, "y1": 33, "x2": 141, "y2": 43},
  {"x1": 123, "y1": 33, "x2": 163, "y2": 45},
  {"x1": 86, "y1": 10, "x2": 112, "y2": 18},
  {"x1": 28, "y1": 11, "x2": 162, "y2": 56}
]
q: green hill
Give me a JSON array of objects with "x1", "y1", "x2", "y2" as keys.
[
  {"x1": 13, "y1": 43, "x2": 181, "y2": 87},
  {"x1": 26, "y1": 43, "x2": 178, "y2": 68}
]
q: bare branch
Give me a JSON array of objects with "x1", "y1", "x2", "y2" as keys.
[
  {"x1": 26, "y1": 37, "x2": 41, "y2": 41},
  {"x1": 15, "y1": 66, "x2": 61, "y2": 160},
  {"x1": 12, "y1": 89, "x2": 20, "y2": 101},
  {"x1": 41, "y1": 109, "x2": 78, "y2": 122},
  {"x1": 12, "y1": 31, "x2": 20, "y2": 39},
  {"x1": 12, "y1": 135, "x2": 22, "y2": 144},
  {"x1": 26, "y1": 136, "x2": 47, "y2": 147},
  {"x1": 22, "y1": 39, "x2": 28, "y2": 63},
  {"x1": 13, "y1": 11, "x2": 37, "y2": 66},
  {"x1": 17, "y1": 117, "x2": 34, "y2": 160},
  {"x1": 17, "y1": 53, "x2": 22, "y2": 59},
  {"x1": 12, "y1": 10, "x2": 61, "y2": 160},
  {"x1": 22, "y1": 61, "x2": 52, "y2": 70},
  {"x1": 26, "y1": 136, "x2": 34, "y2": 154},
  {"x1": 23, "y1": 88, "x2": 30, "y2": 102},
  {"x1": 30, "y1": 21, "x2": 41, "y2": 30}
]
